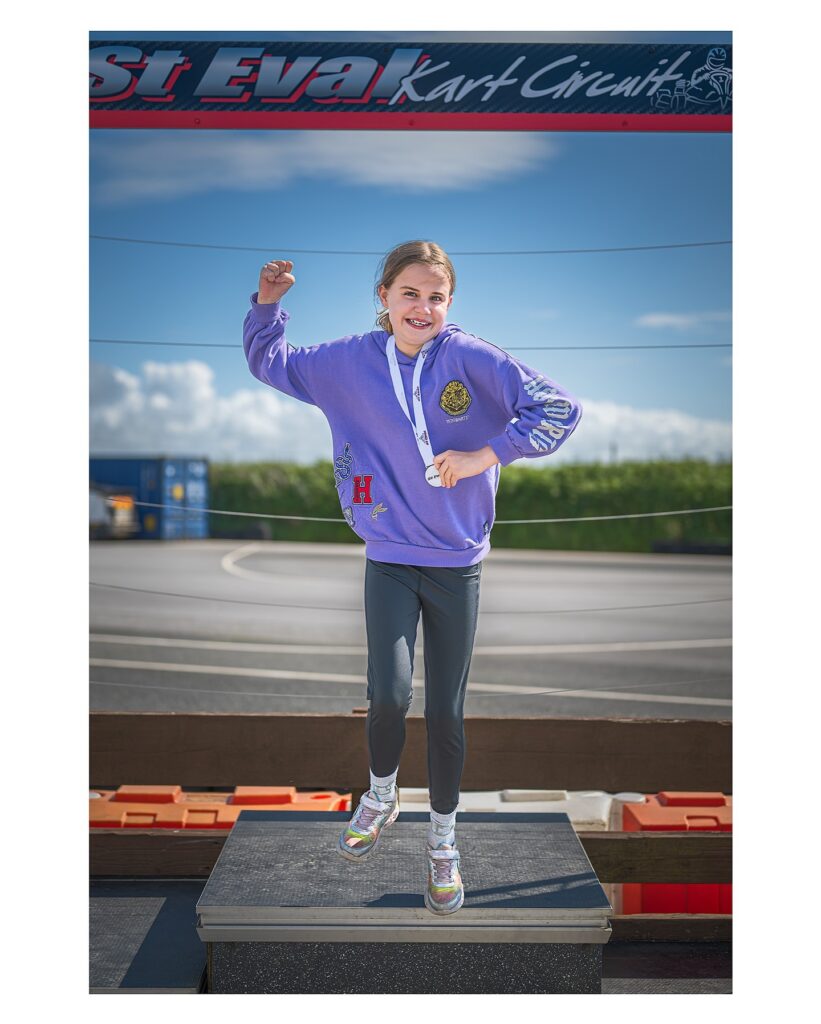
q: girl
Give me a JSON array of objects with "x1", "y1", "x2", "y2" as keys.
[{"x1": 243, "y1": 240, "x2": 582, "y2": 916}]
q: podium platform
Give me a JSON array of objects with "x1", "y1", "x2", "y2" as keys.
[{"x1": 196, "y1": 811, "x2": 613, "y2": 994}]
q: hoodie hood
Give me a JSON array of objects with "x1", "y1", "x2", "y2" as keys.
[{"x1": 374, "y1": 321, "x2": 464, "y2": 366}]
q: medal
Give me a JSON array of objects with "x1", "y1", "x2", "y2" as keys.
[
  {"x1": 386, "y1": 338, "x2": 442, "y2": 488},
  {"x1": 425, "y1": 464, "x2": 442, "y2": 487}
]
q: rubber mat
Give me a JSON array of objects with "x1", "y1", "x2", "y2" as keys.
[{"x1": 198, "y1": 811, "x2": 611, "y2": 925}]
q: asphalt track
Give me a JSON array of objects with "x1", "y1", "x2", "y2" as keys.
[{"x1": 89, "y1": 540, "x2": 731, "y2": 720}]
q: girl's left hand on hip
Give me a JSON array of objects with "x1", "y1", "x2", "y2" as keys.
[{"x1": 433, "y1": 447, "x2": 499, "y2": 488}]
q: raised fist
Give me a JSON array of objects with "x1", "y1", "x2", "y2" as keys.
[{"x1": 258, "y1": 259, "x2": 295, "y2": 304}]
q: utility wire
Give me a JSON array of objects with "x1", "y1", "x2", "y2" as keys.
[
  {"x1": 133, "y1": 500, "x2": 341, "y2": 523},
  {"x1": 91, "y1": 234, "x2": 732, "y2": 256},
  {"x1": 127, "y1": 499, "x2": 731, "y2": 525},
  {"x1": 89, "y1": 580, "x2": 730, "y2": 616},
  {"x1": 90, "y1": 336, "x2": 732, "y2": 352},
  {"x1": 496, "y1": 506, "x2": 731, "y2": 525}
]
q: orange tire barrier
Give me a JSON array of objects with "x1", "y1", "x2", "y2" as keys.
[
  {"x1": 89, "y1": 784, "x2": 350, "y2": 829},
  {"x1": 621, "y1": 791, "x2": 732, "y2": 914}
]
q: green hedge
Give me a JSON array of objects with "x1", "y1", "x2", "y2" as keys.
[{"x1": 208, "y1": 458, "x2": 731, "y2": 554}]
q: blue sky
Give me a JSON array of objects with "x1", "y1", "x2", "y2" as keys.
[{"x1": 89, "y1": 31, "x2": 732, "y2": 465}]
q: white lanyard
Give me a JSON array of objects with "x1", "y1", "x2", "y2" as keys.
[{"x1": 386, "y1": 337, "x2": 442, "y2": 487}]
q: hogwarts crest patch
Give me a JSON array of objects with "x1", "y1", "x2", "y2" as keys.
[{"x1": 439, "y1": 380, "x2": 472, "y2": 416}]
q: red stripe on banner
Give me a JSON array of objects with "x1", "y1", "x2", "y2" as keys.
[{"x1": 89, "y1": 110, "x2": 732, "y2": 133}]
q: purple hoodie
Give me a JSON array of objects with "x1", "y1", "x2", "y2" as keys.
[{"x1": 243, "y1": 294, "x2": 582, "y2": 566}]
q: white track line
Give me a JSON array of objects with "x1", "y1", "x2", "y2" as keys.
[
  {"x1": 219, "y1": 542, "x2": 269, "y2": 581},
  {"x1": 220, "y1": 541, "x2": 353, "y2": 583},
  {"x1": 90, "y1": 658, "x2": 367, "y2": 685},
  {"x1": 89, "y1": 633, "x2": 731, "y2": 657},
  {"x1": 89, "y1": 658, "x2": 730, "y2": 706},
  {"x1": 90, "y1": 679, "x2": 358, "y2": 700}
]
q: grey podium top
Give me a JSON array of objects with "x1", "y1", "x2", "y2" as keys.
[{"x1": 197, "y1": 812, "x2": 613, "y2": 944}]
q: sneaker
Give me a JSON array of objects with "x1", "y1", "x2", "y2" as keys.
[
  {"x1": 425, "y1": 841, "x2": 464, "y2": 915},
  {"x1": 337, "y1": 789, "x2": 399, "y2": 862}
]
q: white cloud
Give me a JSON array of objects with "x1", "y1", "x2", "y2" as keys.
[
  {"x1": 91, "y1": 130, "x2": 559, "y2": 204},
  {"x1": 90, "y1": 359, "x2": 331, "y2": 463},
  {"x1": 91, "y1": 359, "x2": 730, "y2": 466},
  {"x1": 539, "y1": 397, "x2": 732, "y2": 465},
  {"x1": 634, "y1": 311, "x2": 732, "y2": 331}
]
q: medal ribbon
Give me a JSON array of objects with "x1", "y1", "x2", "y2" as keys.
[{"x1": 386, "y1": 337, "x2": 440, "y2": 485}]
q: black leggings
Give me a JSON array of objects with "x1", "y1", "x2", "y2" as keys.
[{"x1": 364, "y1": 558, "x2": 482, "y2": 814}]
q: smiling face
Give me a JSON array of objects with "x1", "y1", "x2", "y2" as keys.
[{"x1": 378, "y1": 263, "x2": 454, "y2": 356}]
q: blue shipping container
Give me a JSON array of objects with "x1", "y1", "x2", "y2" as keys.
[{"x1": 89, "y1": 456, "x2": 209, "y2": 539}]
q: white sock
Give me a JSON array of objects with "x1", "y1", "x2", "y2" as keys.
[
  {"x1": 369, "y1": 767, "x2": 398, "y2": 804},
  {"x1": 428, "y1": 807, "x2": 457, "y2": 847}
]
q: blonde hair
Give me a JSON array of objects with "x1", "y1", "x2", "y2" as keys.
[{"x1": 374, "y1": 240, "x2": 456, "y2": 335}]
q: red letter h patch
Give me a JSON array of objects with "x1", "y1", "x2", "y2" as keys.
[{"x1": 352, "y1": 474, "x2": 373, "y2": 504}]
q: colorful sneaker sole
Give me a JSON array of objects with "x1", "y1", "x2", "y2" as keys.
[
  {"x1": 336, "y1": 799, "x2": 399, "y2": 862},
  {"x1": 424, "y1": 884, "x2": 464, "y2": 915}
]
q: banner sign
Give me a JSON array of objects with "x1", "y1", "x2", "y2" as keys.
[{"x1": 90, "y1": 40, "x2": 732, "y2": 132}]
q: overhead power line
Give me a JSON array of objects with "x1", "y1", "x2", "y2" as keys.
[
  {"x1": 90, "y1": 234, "x2": 732, "y2": 256},
  {"x1": 90, "y1": 337, "x2": 731, "y2": 352},
  {"x1": 127, "y1": 497, "x2": 728, "y2": 524}
]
